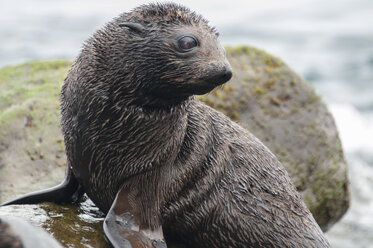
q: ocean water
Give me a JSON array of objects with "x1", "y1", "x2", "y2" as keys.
[{"x1": 1, "y1": 0, "x2": 372, "y2": 247}]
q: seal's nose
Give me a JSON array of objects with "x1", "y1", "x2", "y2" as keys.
[
  {"x1": 215, "y1": 64, "x2": 233, "y2": 85},
  {"x1": 222, "y1": 65, "x2": 233, "y2": 82},
  {"x1": 202, "y1": 62, "x2": 233, "y2": 87}
]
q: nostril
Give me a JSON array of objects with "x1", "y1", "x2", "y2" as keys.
[
  {"x1": 220, "y1": 65, "x2": 232, "y2": 82},
  {"x1": 224, "y1": 67, "x2": 233, "y2": 81},
  {"x1": 204, "y1": 63, "x2": 233, "y2": 86}
]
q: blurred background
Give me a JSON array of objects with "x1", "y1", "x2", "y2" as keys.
[{"x1": 0, "y1": 0, "x2": 372, "y2": 247}]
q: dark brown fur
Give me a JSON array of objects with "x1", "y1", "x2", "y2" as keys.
[
  {"x1": 5, "y1": 3, "x2": 330, "y2": 247},
  {"x1": 61, "y1": 3, "x2": 330, "y2": 247}
]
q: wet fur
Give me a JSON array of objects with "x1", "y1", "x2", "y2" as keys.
[{"x1": 5, "y1": 3, "x2": 330, "y2": 247}]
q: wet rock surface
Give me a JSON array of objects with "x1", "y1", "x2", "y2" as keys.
[
  {"x1": 0, "y1": 215, "x2": 63, "y2": 248},
  {"x1": 0, "y1": 46, "x2": 349, "y2": 246},
  {"x1": 0, "y1": 197, "x2": 107, "y2": 247}
]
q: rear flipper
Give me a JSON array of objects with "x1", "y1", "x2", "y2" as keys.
[
  {"x1": 103, "y1": 183, "x2": 167, "y2": 248},
  {"x1": 1, "y1": 165, "x2": 84, "y2": 206}
]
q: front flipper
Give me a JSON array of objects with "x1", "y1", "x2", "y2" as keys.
[
  {"x1": 103, "y1": 184, "x2": 166, "y2": 248},
  {"x1": 1, "y1": 164, "x2": 84, "y2": 206}
]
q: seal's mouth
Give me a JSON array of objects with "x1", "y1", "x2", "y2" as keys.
[
  {"x1": 190, "y1": 81, "x2": 221, "y2": 95},
  {"x1": 148, "y1": 64, "x2": 233, "y2": 101}
]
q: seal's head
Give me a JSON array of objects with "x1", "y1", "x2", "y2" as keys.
[{"x1": 84, "y1": 3, "x2": 232, "y2": 106}]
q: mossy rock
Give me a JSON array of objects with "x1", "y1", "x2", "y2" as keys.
[
  {"x1": 0, "y1": 46, "x2": 348, "y2": 246},
  {"x1": 198, "y1": 46, "x2": 349, "y2": 231},
  {"x1": 0, "y1": 61, "x2": 68, "y2": 201},
  {"x1": 0, "y1": 61, "x2": 108, "y2": 247}
]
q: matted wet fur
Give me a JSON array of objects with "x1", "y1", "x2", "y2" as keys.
[{"x1": 2, "y1": 3, "x2": 330, "y2": 248}]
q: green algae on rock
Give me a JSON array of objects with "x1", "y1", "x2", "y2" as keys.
[
  {"x1": 0, "y1": 61, "x2": 109, "y2": 248},
  {"x1": 0, "y1": 46, "x2": 348, "y2": 247},
  {"x1": 0, "y1": 61, "x2": 70, "y2": 203},
  {"x1": 198, "y1": 46, "x2": 349, "y2": 231}
]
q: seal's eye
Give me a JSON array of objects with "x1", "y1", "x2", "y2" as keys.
[{"x1": 177, "y1": 36, "x2": 198, "y2": 52}]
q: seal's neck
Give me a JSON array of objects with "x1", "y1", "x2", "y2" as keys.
[
  {"x1": 121, "y1": 91, "x2": 192, "y2": 109},
  {"x1": 114, "y1": 95, "x2": 193, "y2": 114}
]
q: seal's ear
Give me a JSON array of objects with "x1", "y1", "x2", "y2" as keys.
[{"x1": 119, "y1": 22, "x2": 145, "y2": 34}]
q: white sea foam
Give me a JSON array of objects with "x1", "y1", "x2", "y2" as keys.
[
  {"x1": 328, "y1": 104, "x2": 373, "y2": 155},
  {"x1": 327, "y1": 154, "x2": 373, "y2": 248},
  {"x1": 325, "y1": 102, "x2": 373, "y2": 248}
]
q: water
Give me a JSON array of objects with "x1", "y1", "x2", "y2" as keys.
[{"x1": 1, "y1": 0, "x2": 373, "y2": 247}]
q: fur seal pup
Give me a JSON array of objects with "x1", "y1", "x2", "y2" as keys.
[{"x1": 2, "y1": 3, "x2": 330, "y2": 248}]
